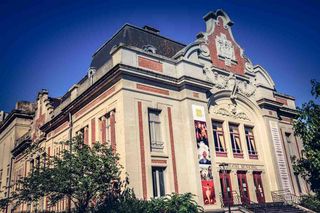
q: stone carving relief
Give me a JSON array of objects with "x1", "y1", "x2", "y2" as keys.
[
  {"x1": 211, "y1": 71, "x2": 256, "y2": 98},
  {"x1": 199, "y1": 42, "x2": 210, "y2": 57},
  {"x1": 215, "y1": 33, "x2": 236, "y2": 62},
  {"x1": 245, "y1": 61, "x2": 254, "y2": 73},
  {"x1": 237, "y1": 80, "x2": 256, "y2": 97},
  {"x1": 213, "y1": 103, "x2": 250, "y2": 121},
  {"x1": 213, "y1": 72, "x2": 228, "y2": 89}
]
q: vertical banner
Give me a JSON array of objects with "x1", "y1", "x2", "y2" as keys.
[
  {"x1": 192, "y1": 105, "x2": 216, "y2": 205},
  {"x1": 269, "y1": 121, "x2": 292, "y2": 193}
]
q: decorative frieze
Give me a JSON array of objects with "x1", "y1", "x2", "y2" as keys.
[{"x1": 213, "y1": 103, "x2": 250, "y2": 121}]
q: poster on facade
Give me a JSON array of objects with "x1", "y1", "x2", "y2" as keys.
[
  {"x1": 195, "y1": 121, "x2": 211, "y2": 165},
  {"x1": 192, "y1": 104, "x2": 216, "y2": 205},
  {"x1": 201, "y1": 179, "x2": 216, "y2": 205}
]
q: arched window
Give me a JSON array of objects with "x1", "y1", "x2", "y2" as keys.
[{"x1": 143, "y1": 45, "x2": 157, "y2": 54}]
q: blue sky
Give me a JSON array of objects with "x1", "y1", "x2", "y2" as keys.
[{"x1": 1, "y1": 0, "x2": 319, "y2": 112}]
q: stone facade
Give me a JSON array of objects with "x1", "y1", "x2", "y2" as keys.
[{"x1": 0, "y1": 9, "x2": 309, "y2": 212}]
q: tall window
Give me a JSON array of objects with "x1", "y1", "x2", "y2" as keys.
[
  {"x1": 245, "y1": 126, "x2": 257, "y2": 156},
  {"x1": 152, "y1": 167, "x2": 165, "y2": 197},
  {"x1": 148, "y1": 109, "x2": 163, "y2": 152},
  {"x1": 285, "y1": 133, "x2": 302, "y2": 193},
  {"x1": 285, "y1": 133, "x2": 294, "y2": 158},
  {"x1": 229, "y1": 124, "x2": 242, "y2": 154},
  {"x1": 100, "y1": 110, "x2": 116, "y2": 150},
  {"x1": 77, "y1": 126, "x2": 88, "y2": 145},
  {"x1": 105, "y1": 115, "x2": 111, "y2": 145},
  {"x1": 212, "y1": 121, "x2": 226, "y2": 154}
]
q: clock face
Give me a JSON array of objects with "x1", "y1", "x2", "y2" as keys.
[{"x1": 215, "y1": 33, "x2": 236, "y2": 61}]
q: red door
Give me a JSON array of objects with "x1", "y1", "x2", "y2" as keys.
[
  {"x1": 253, "y1": 172, "x2": 265, "y2": 203},
  {"x1": 237, "y1": 171, "x2": 250, "y2": 204},
  {"x1": 219, "y1": 171, "x2": 233, "y2": 206}
]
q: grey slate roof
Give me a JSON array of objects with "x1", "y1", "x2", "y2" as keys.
[{"x1": 90, "y1": 24, "x2": 186, "y2": 70}]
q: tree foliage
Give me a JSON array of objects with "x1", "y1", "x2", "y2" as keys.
[
  {"x1": 1, "y1": 135, "x2": 204, "y2": 213},
  {"x1": 3, "y1": 135, "x2": 123, "y2": 212},
  {"x1": 98, "y1": 190, "x2": 204, "y2": 213},
  {"x1": 293, "y1": 80, "x2": 320, "y2": 197}
]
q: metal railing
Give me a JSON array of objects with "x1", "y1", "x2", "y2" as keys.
[
  {"x1": 271, "y1": 189, "x2": 301, "y2": 205},
  {"x1": 219, "y1": 191, "x2": 270, "y2": 212}
]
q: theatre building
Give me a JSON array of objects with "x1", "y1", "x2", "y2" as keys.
[{"x1": 0, "y1": 9, "x2": 309, "y2": 212}]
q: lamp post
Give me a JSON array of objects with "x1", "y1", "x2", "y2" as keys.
[{"x1": 219, "y1": 163, "x2": 231, "y2": 213}]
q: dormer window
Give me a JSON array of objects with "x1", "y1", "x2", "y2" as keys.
[
  {"x1": 143, "y1": 45, "x2": 157, "y2": 54},
  {"x1": 88, "y1": 67, "x2": 96, "y2": 84}
]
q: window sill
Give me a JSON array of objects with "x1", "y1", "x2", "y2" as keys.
[
  {"x1": 249, "y1": 154, "x2": 259, "y2": 159},
  {"x1": 216, "y1": 152, "x2": 228, "y2": 157},
  {"x1": 233, "y1": 153, "x2": 244, "y2": 158},
  {"x1": 151, "y1": 152, "x2": 168, "y2": 159}
]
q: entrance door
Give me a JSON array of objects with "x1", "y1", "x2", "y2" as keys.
[
  {"x1": 253, "y1": 172, "x2": 265, "y2": 203},
  {"x1": 219, "y1": 171, "x2": 233, "y2": 206},
  {"x1": 237, "y1": 171, "x2": 250, "y2": 204}
]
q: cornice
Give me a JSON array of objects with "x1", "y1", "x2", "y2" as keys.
[
  {"x1": 41, "y1": 64, "x2": 215, "y2": 133},
  {"x1": 0, "y1": 110, "x2": 34, "y2": 135}
]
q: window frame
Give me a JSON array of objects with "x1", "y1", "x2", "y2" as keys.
[
  {"x1": 212, "y1": 120, "x2": 227, "y2": 157},
  {"x1": 152, "y1": 167, "x2": 166, "y2": 198},
  {"x1": 244, "y1": 126, "x2": 258, "y2": 158},
  {"x1": 229, "y1": 123, "x2": 243, "y2": 158},
  {"x1": 148, "y1": 108, "x2": 163, "y2": 152}
]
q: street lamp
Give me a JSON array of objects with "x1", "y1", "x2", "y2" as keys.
[{"x1": 219, "y1": 163, "x2": 231, "y2": 213}]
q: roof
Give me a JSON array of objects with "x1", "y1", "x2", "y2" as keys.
[
  {"x1": 48, "y1": 97, "x2": 62, "y2": 109},
  {"x1": 90, "y1": 24, "x2": 186, "y2": 70}
]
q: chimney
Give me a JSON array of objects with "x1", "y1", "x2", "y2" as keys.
[{"x1": 143, "y1": 25, "x2": 160, "y2": 34}]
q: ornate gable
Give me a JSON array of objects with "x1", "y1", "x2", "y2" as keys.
[
  {"x1": 31, "y1": 90, "x2": 59, "y2": 141},
  {"x1": 202, "y1": 10, "x2": 247, "y2": 75}
]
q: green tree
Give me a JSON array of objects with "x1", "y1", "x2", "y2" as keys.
[
  {"x1": 293, "y1": 80, "x2": 320, "y2": 197},
  {"x1": 3, "y1": 135, "x2": 123, "y2": 212},
  {"x1": 1, "y1": 135, "x2": 204, "y2": 213}
]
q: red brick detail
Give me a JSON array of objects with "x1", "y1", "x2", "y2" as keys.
[
  {"x1": 207, "y1": 17, "x2": 245, "y2": 75},
  {"x1": 138, "y1": 102, "x2": 147, "y2": 199},
  {"x1": 167, "y1": 107, "x2": 179, "y2": 193},
  {"x1": 193, "y1": 92, "x2": 200, "y2": 98},
  {"x1": 275, "y1": 96, "x2": 288, "y2": 105},
  {"x1": 151, "y1": 159, "x2": 167, "y2": 164},
  {"x1": 110, "y1": 111, "x2": 116, "y2": 152},
  {"x1": 216, "y1": 152, "x2": 228, "y2": 157},
  {"x1": 35, "y1": 113, "x2": 46, "y2": 128},
  {"x1": 136, "y1": 84, "x2": 169, "y2": 96},
  {"x1": 91, "y1": 118, "x2": 96, "y2": 144},
  {"x1": 249, "y1": 154, "x2": 259, "y2": 160},
  {"x1": 101, "y1": 118, "x2": 106, "y2": 144},
  {"x1": 53, "y1": 121, "x2": 69, "y2": 135},
  {"x1": 138, "y1": 56, "x2": 163, "y2": 72},
  {"x1": 74, "y1": 86, "x2": 116, "y2": 119},
  {"x1": 84, "y1": 127, "x2": 89, "y2": 145},
  {"x1": 233, "y1": 153, "x2": 244, "y2": 158},
  {"x1": 24, "y1": 161, "x2": 27, "y2": 177}
]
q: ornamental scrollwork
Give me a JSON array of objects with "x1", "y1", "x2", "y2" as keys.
[
  {"x1": 213, "y1": 104, "x2": 250, "y2": 121},
  {"x1": 209, "y1": 70, "x2": 256, "y2": 98},
  {"x1": 237, "y1": 79, "x2": 256, "y2": 97}
]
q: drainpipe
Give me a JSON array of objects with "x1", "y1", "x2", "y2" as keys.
[
  {"x1": 68, "y1": 112, "x2": 73, "y2": 145},
  {"x1": 67, "y1": 112, "x2": 73, "y2": 213}
]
